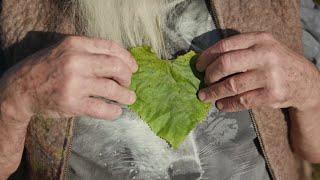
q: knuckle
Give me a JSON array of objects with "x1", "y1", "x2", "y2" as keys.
[
  {"x1": 58, "y1": 83, "x2": 76, "y2": 107},
  {"x1": 106, "y1": 40, "x2": 120, "y2": 50},
  {"x1": 109, "y1": 58, "x2": 123, "y2": 73},
  {"x1": 269, "y1": 70, "x2": 282, "y2": 89},
  {"x1": 271, "y1": 102, "x2": 282, "y2": 109},
  {"x1": 225, "y1": 78, "x2": 238, "y2": 94},
  {"x1": 261, "y1": 46, "x2": 279, "y2": 66},
  {"x1": 217, "y1": 40, "x2": 229, "y2": 52},
  {"x1": 63, "y1": 36, "x2": 81, "y2": 46},
  {"x1": 85, "y1": 105, "x2": 103, "y2": 119},
  {"x1": 258, "y1": 32, "x2": 274, "y2": 41},
  {"x1": 269, "y1": 88, "x2": 286, "y2": 103},
  {"x1": 1, "y1": 101, "x2": 18, "y2": 120},
  {"x1": 61, "y1": 75, "x2": 77, "y2": 95},
  {"x1": 109, "y1": 106, "x2": 122, "y2": 119},
  {"x1": 239, "y1": 96, "x2": 250, "y2": 109},
  {"x1": 105, "y1": 80, "x2": 118, "y2": 97},
  {"x1": 268, "y1": 50, "x2": 280, "y2": 64},
  {"x1": 108, "y1": 58, "x2": 132, "y2": 85},
  {"x1": 250, "y1": 44, "x2": 260, "y2": 53},
  {"x1": 228, "y1": 100, "x2": 238, "y2": 111},
  {"x1": 219, "y1": 54, "x2": 231, "y2": 73},
  {"x1": 61, "y1": 53, "x2": 80, "y2": 71},
  {"x1": 269, "y1": 69, "x2": 279, "y2": 81},
  {"x1": 205, "y1": 87, "x2": 218, "y2": 99},
  {"x1": 62, "y1": 93, "x2": 75, "y2": 107},
  {"x1": 205, "y1": 71, "x2": 213, "y2": 84}
]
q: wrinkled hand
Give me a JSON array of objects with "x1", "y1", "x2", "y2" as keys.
[
  {"x1": 2, "y1": 36, "x2": 137, "y2": 124},
  {"x1": 197, "y1": 32, "x2": 320, "y2": 112},
  {"x1": 196, "y1": 32, "x2": 320, "y2": 163},
  {"x1": 0, "y1": 36, "x2": 137, "y2": 178}
]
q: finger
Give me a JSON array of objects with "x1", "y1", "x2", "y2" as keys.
[
  {"x1": 65, "y1": 36, "x2": 138, "y2": 72},
  {"x1": 82, "y1": 53, "x2": 133, "y2": 87},
  {"x1": 199, "y1": 70, "x2": 266, "y2": 102},
  {"x1": 89, "y1": 78, "x2": 136, "y2": 105},
  {"x1": 87, "y1": 39, "x2": 138, "y2": 72},
  {"x1": 81, "y1": 97, "x2": 123, "y2": 120},
  {"x1": 215, "y1": 88, "x2": 268, "y2": 112},
  {"x1": 205, "y1": 48, "x2": 263, "y2": 84},
  {"x1": 196, "y1": 32, "x2": 266, "y2": 72}
]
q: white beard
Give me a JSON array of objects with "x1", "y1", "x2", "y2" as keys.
[{"x1": 75, "y1": 0, "x2": 184, "y2": 59}]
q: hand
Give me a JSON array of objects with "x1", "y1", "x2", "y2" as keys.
[
  {"x1": 196, "y1": 32, "x2": 320, "y2": 163},
  {"x1": 3, "y1": 36, "x2": 137, "y2": 122},
  {"x1": 0, "y1": 36, "x2": 137, "y2": 178},
  {"x1": 196, "y1": 32, "x2": 320, "y2": 112}
]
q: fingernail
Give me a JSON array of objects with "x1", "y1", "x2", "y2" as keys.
[
  {"x1": 196, "y1": 62, "x2": 204, "y2": 72},
  {"x1": 131, "y1": 57, "x2": 138, "y2": 72},
  {"x1": 195, "y1": 63, "x2": 201, "y2": 71},
  {"x1": 216, "y1": 102, "x2": 223, "y2": 110},
  {"x1": 132, "y1": 62, "x2": 138, "y2": 72},
  {"x1": 198, "y1": 91, "x2": 206, "y2": 101}
]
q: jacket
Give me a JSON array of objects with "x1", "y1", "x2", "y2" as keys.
[{"x1": 0, "y1": 0, "x2": 310, "y2": 179}]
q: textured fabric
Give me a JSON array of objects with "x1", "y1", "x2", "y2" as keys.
[
  {"x1": 211, "y1": 0, "x2": 307, "y2": 179},
  {"x1": 302, "y1": 0, "x2": 320, "y2": 68},
  {"x1": 68, "y1": 1, "x2": 270, "y2": 179},
  {"x1": 0, "y1": 0, "x2": 312, "y2": 179}
]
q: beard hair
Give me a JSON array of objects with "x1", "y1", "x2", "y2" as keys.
[{"x1": 75, "y1": 0, "x2": 182, "y2": 59}]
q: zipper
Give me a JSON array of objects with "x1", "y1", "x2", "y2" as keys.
[
  {"x1": 62, "y1": 117, "x2": 76, "y2": 180},
  {"x1": 207, "y1": 1, "x2": 276, "y2": 179},
  {"x1": 248, "y1": 110, "x2": 276, "y2": 180},
  {"x1": 207, "y1": 0, "x2": 221, "y2": 32}
]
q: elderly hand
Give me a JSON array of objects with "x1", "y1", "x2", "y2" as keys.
[
  {"x1": 2, "y1": 36, "x2": 137, "y2": 123},
  {"x1": 197, "y1": 32, "x2": 320, "y2": 112},
  {"x1": 0, "y1": 36, "x2": 137, "y2": 178},
  {"x1": 196, "y1": 32, "x2": 320, "y2": 163}
]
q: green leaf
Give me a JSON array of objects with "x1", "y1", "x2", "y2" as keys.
[{"x1": 129, "y1": 46, "x2": 212, "y2": 149}]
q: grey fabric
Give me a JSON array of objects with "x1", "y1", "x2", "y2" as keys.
[
  {"x1": 302, "y1": 0, "x2": 320, "y2": 68},
  {"x1": 67, "y1": 0, "x2": 320, "y2": 179}
]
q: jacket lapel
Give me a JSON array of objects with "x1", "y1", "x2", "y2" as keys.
[{"x1": 210, "y1": 0, "x2": 306, "y2": 179}]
